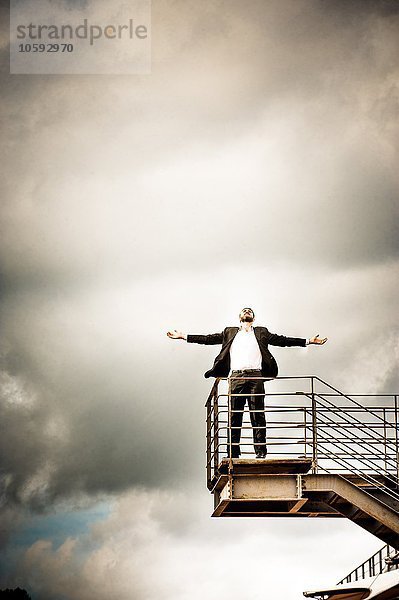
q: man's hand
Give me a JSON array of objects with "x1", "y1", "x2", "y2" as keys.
[
  {"x1": 309, "y1": 334, "x2": 328, "y2": 345},
  {"x1": 167, "y1": 330, "x2": 186, "y2": 340}
]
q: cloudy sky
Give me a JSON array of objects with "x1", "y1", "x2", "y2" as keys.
[{"x1": 0, "y1": 0, "x2": 398, "y2": 598}]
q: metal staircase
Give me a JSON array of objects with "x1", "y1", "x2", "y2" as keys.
[
  {"x1": 338, "y1": 544, "x2": 399, "y2": 584},
  {"x1": 303, "y1": 544, "x2": 399, "y2": 599},
  {"x1": 205, "y1": 376, "x2": 399, "y2": 548}
]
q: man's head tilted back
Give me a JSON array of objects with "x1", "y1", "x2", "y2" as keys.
[{"x1": 239, "y1": 307, "x2": 255, "y2": 323}]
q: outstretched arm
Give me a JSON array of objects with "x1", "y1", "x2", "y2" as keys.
[
  {"x1": 167, "y1": 330, "x2": 223, "y2": 345},
  {"x1": 267, "y1": 331, "x2": 307, "y2": 347},
  {"x1": 267, "y1": 331, "x2": 328, "y2": 347}
]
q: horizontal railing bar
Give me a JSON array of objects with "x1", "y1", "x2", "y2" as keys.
[
  {"x1": 217, "y1": 391, "x2": 398, "y2": 402},
  {"x1": 217, "y1": 395, "x2": 398, "y2": 406},
  {"x1": 318, "y1": 394, "x2": 398, "y2": 398},
  {"x1": 217, "y1": 418, "x2": 396, "y2": 429},
  {"x1": 217, "y1": 398, "x2": 397, "y2": 411}
]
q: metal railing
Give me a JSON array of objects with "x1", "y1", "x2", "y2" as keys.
[
  {"x1": 338, "y1": 544, "x2": 399, "y2": 584},
  {"x1": 205, "y1": 376, "x2": 399, "y2": 494}
]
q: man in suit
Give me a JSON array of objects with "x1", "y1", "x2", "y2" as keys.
[{"x1": 167, "y1": 307, "x2": 327, "y2": 458}]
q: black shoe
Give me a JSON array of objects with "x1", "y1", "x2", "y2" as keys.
[{"x1": 255, "y1": 452, "x2": 267, "y2": 459}]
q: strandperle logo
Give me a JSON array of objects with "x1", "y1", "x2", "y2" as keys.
[
  {"x1": 16, "y1": 18, "x2": 148, "y2": 46},
  {"x1": 10, "y1": 0, "x2": 151, "y2": 75}
]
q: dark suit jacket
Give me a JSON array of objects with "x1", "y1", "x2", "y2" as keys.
[{"x1": 187, "y1": 326, "x2": 306, "y2": 378}]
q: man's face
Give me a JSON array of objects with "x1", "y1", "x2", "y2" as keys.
[{"x1": 239, "y1": 308, "x2": 254, "y2": 323}]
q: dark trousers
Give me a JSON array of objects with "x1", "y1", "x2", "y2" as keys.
[{"x1": 228, "y1": 370, "x2": 267, "y2": 457}]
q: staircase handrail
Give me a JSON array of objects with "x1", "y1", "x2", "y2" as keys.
[
  {"x1": 303, "y1": 394, "x2": 398, "y2": 482},
  {"x1": 337, "y1": 544, "x2": 399, "y2": 584},
  {"x1": 308, "y1": 430, "x2": 399, "y2": 504},
  {"x1": 312, "y1": 376, "x2": 397, "y2": 429}
]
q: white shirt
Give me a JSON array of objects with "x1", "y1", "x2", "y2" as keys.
[{"x1": 229, "y1": 327, "x2": 262, "y2": 371}]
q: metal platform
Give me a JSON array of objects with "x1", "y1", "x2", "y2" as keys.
[
  {"x1": 205, "y1": 376, "x2": 399, "y2": 548},
  {"x1": 218, "y1": 457, "x2": 313, "y2": 475},
  {"x1": 212, "y1": 461, "x2": 399, "y2": 547}
]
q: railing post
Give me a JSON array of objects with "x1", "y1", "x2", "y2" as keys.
[
  {"x1": 214, "y1": 380, "x2": 219, "y2": 475},
  {"x1": 228, "y1": 377, "x2": 232, "y2": 462},
  {"x1": 206, "y1": 379, "x2": 220, "y2": 490},
  {"x1": 304, "y1": 406, "x2": 307, "y2": 458},
  {"x1": 395, "y1": 395, "x2": 399, "y2": 487},
  {"x1": 383, "y1": 407, "x2": 387, "y2": 473},
  {"x1": 227, "y1": 377, "x2": 234, "y2": 500},
  {"x1": 206, "y1": 391, "x2": 212, "y2": 489},
  {"x1": 311, "y1": 376, "x2": 318, "y2": 473}
]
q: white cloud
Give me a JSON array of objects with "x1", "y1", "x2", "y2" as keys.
[{"x1": 14, "y1": 487, "x2": 384, "y2": 600}]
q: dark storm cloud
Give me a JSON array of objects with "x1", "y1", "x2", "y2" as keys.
[
  {"x1": 1, "y1": 0, "x2": 398, "y2": 289},
  {"x1": 0, "y1": 279, "x2": 208, "y2": 509},
  {"x1": 0, "y1": 262, "x2": 398, "y2": 513},
  {"x1": 318, "y1": 0, "x2": 399, "y2": 18}
]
